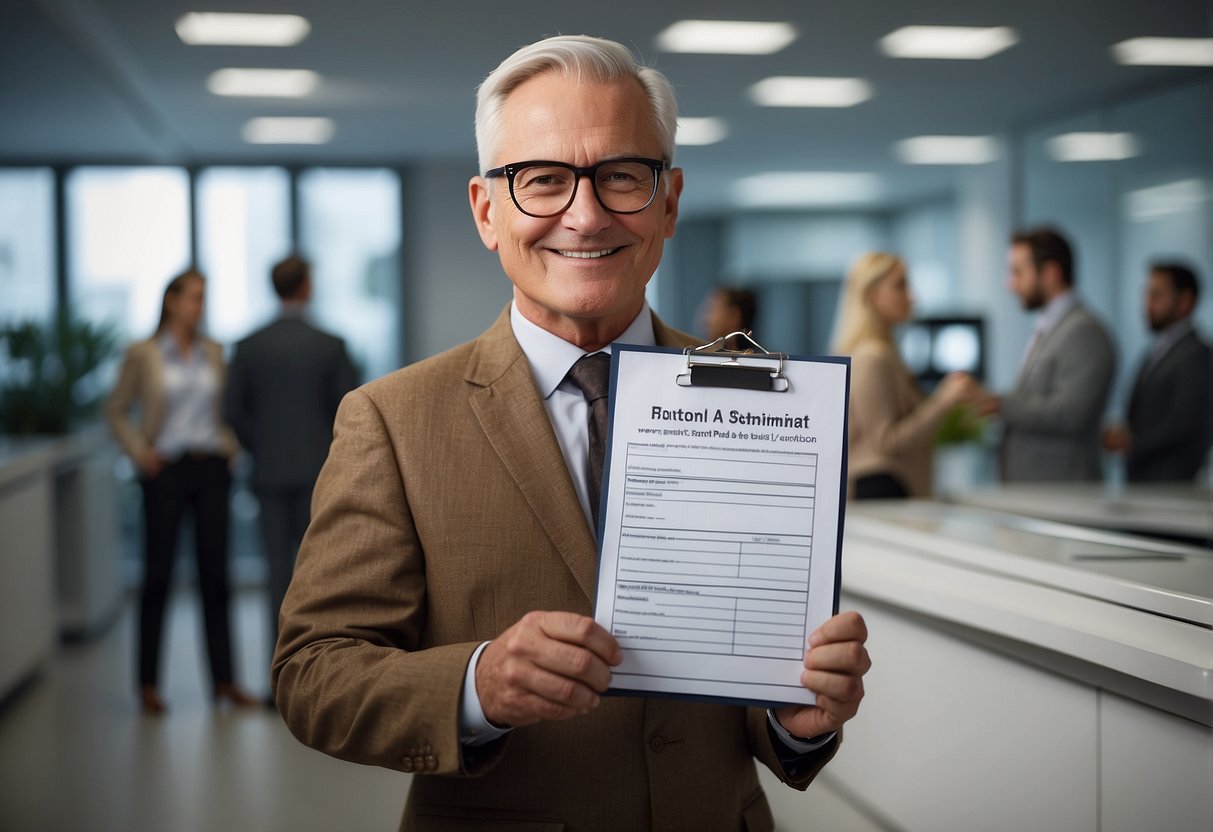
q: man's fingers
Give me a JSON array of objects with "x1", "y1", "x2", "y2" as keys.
[
  {"x1": 802, "y1": 669, "x2": 864, "y2": 703},
  {"x1": 805, "y1": 640, "x2": 871, "y2": 675},
  {"x1": 808, "y1": 611, "x2": 867, "y2": 648},
  {"x1": 534, "y1": 611, "x2": 621, "y2": 665}
]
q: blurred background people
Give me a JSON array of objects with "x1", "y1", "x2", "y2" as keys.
[
  {"x1": 700, "y1": 286, "x2": 758, "y2": 349},
  {"x1": 990, "y1": 227, "x2": 1116, "y2": 482},
  {"x1": 1102, "y1": 263, "x2": 1213, "y2": 482},
  {"x1": 224, "y1": 255, "x2": 358, "y2": 669},
  {"x1": 104, "y1": 269, "x2": 256, "y2": 714},
  {"x1": 834, "y1": 252, "x2": 989, "y2": 499}
]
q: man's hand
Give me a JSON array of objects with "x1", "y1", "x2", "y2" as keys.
[
  {"x1": 1101, "y1": 424, "x2": 1131, "y2": 453},
  {"x1": 774, "y1": 611, "x2": 870, "y2": 741},
  {"x1": 476, "y1": 611, "x2": 621, "y2": 729}
]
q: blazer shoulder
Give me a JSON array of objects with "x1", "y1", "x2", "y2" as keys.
[{"x1": 358, "y1": 337, "x2": 480, "y2": 406}]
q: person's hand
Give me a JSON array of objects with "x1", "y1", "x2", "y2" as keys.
[
  {"x1": 935, "y1": 372, "x2": 977, "y2": 407},
  {"x1": 773, "y1": 611, "x2": 870, "y2": 741},
  {"x1": 476, "y1": 611, "x2": 621, "y2": 729},
  {"x1": 1101, "y1": 425, "x2": 1131, "y2": 453},
  {"x1": 138, "y1": 449, "x2": 166, "y2": 478}
]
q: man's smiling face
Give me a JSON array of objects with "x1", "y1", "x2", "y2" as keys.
[{"x1": 469, "y1": 71, "x2": 682, "y2": 341}]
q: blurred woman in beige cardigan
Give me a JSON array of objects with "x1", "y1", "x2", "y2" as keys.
[{"x1": 834, "y1": 253, "x2": 988, "y2": 499}]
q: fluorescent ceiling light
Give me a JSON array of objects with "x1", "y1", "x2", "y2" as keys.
[
  {"x1": 1112, "y1": 37, "x2": 1213, "y2": 66},
  {"x1": 656, "y1": 20, "x2": 797, "y2": 54},
  {"x1": 242, "y1": 117, "x2": 334, "y2": 144},
  {"x1": 749, "y1": 77, "x2": 872, "y2": 108},
  {"x1": 207, "y1": 69, "x2": 319, "y2": 98},
  {"x1": 1046, "y1": 132, "x2": 1140, "y2": 162},
  {"x1": 895, "y1": 136, "x2": 999, "y2": 165},
  {"x1": 733, "y1": 172, "x2": 882, "y2": 208},
  {"x1": 1123, "y1": 179, "x2": 1209, "y2": 222},
  {"x1": 176, "y1": 12, "x2": 310, "y2": 46},
  {"x1": 880, "y1": 26, "x2": 1018, "y2": 60},
  {"x1": 676, "y1": 117, "x2": 729, "y2": 146}
]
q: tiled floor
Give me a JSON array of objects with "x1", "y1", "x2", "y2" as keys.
[{"x1": 0, "y1": 589, "x2": 886, "y2": 832}]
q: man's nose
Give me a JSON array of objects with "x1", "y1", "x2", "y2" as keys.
[{"x1": 560, "y1": 177, "x2": 612, "y2": 235}]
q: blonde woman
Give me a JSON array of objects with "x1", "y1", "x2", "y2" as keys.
[
  {"x1": 105, "y1": 269, "x2": 256, "y2": 714},
  {"x1": 834, "y1": 253, "x2": 985, "y2": 499}
]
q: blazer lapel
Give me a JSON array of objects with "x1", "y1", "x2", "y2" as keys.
[
  {"x1": 463, "y1": 307, "x2": 699, "y2": 604},
  {"x1": 465, "y1": 308, "x2": 599, "y2": 602}
]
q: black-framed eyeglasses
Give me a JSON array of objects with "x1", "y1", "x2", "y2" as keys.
[{"x1": 483, "y1": 157, "x2": 668, "y2": 218}]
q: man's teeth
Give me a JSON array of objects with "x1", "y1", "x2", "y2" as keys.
[{"x1": 558, "y1": 248, "x2": 617, "y2": 259}]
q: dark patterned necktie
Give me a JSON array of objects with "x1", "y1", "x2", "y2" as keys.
[{"x1": 567, "y1": 352, "x2": 611, "y2": 532}]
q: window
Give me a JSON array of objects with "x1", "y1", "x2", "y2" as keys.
[
  {"x1": 298, "y1": 168, "x2": 401, "y2": 382},
  {"x1": 66, "y1": 167, "x2": 191, "y2": 341},
  {"x1": 0, "y1": 169, "x2": 55, "y2": 328},
  {"x1": 196, "y1": 167, "x2": 292, "y2": 344}
]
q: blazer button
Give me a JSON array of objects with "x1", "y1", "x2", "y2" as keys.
[
  {"x1": 649, "y1": 735, "x2": 665, "y2": 753},
  {"x1": 425, "y1": 755, "x2": 437, "y2": 769}
]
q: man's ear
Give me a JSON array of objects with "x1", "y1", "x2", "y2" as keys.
[
  {"x1": 662, "y1": 167, "x2": 684, "y2": 240},
  {"x1": 469, "y1": 176, "x2": 499, "y2": 252},
  {"x1": 1041, "y1": 260, "x2": 1066, "y2": 294}
]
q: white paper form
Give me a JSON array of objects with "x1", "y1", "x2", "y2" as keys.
[{"x1": 594, "y1": 345, "x2": 850, "y2": 707}]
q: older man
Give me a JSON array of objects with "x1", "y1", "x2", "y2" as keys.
[{"x1": 273, "y1": 35, "x2": 869, "y2": 831}]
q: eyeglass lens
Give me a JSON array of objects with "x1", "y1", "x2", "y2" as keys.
[{"x1": 511, "y1": 161, "x2": 657, "y2": 217}]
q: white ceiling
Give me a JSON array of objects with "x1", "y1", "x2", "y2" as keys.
[{"x1": 1, "y1": 0, "x2": 1210, "y2": 214}]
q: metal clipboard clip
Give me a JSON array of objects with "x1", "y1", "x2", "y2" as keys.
[{"x1": 675, "y1": 331, "x2": 789, "y2": 392}]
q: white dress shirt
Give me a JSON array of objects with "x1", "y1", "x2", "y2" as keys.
[{"x1": 153, "y1": 334, "x2": 223, "y2": 459}]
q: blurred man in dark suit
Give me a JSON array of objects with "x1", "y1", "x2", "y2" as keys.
[
  {"x1": 1103, "y1": 263, "x2": 1212, "y2": 481},
  {"x1": 224, "y1": 255, "x2": 358, "y2": 659}
]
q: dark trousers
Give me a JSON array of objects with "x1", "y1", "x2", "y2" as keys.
[
  {"x1": 256, "y1": 487, "x2": 312, "y2": 654},
  {"x1": 138, "y1": 454, "x2": 234, "y2": 688}
]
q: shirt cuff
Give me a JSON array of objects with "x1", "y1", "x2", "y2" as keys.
[
  {"x1": 460, "y1": 641, "x2": 512, "y2": 747},
  {"x1": 766, "y1": 709, "x2": 836, "y2": 754}
]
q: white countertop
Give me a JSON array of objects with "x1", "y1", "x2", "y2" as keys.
[
  {"x1": 842, "y1": 501, "x2": 1213, "y2": 704},
  {"x1": 950, "y1": 481, "x2": 1213, "y2": 541}
]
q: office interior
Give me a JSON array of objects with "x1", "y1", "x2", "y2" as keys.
[{"x1": 1, "y1": 1, "x2": 1210, "y2": 830}]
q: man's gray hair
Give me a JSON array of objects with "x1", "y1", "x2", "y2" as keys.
[{"x1": 475, "y1": 35, "x2": 678, "y2": 174}]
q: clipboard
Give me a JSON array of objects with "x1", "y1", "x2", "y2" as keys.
[
  {"x1": 675, "y1": 331, "x2": 791, "y2": 392},
  {"x1": 592, "y1": 337, "x2": 850, "y2": 709}
]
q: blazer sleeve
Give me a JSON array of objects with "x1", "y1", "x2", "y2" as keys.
[
  {"x1": 851, "y1": 348, "x2": 952, "y2": 457},
  {"x1": 271, "y1": 386, "x2": 506, "y2": 778},
  {"x1": 747, "y1": 707, "x2": 840, "y2": 790},
  {"x1": 104, "y1": 344, "x2": 151, "y2": 462},
  {"x1": 1001, "y1": 318, "x2": 1115, "y2": 435}
]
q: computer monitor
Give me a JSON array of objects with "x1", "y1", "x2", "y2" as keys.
[{"x1": 898, "y1": 316, "x2": 986, "y2": 386}]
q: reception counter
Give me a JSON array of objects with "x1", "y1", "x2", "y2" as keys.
[
  {"x1": 950, "y1": 480, "x2": 1213, "y2": 545},
  {"x1": 826, "y1": 501, "x2": 1212, "y2": 832},
  {"x1": 0, "y1": 427, "x2": 121, "y2": 700}
]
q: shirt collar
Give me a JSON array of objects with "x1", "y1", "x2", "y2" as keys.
[
  {"x1": 157, "y1": 332, "x2": 202, "y2": 361},
  {"x1": 510, "y1": 302, "x2": 656, "y2": 400},
  {"x1": 1035, "y1": 290, "x2": 1078, "y2": 336},
  {"x1": 1150, "y1": 316, "x2": 1194, "y2": 359}
]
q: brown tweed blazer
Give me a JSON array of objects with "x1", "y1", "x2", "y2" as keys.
[{"x1": 272, "y1": 306, "x2": 837, "y2": 832}]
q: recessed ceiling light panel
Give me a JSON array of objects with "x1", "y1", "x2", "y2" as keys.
[
  {"x1": 1046, "y1": 132, "x2": 1141, "y2": 162},
  {"x1": 880, "y1": 25, "x2": 1018, "y2": 60},
  {"x1": 749, "y1": 76, "x2": 873, "y2": 108},
  {"x1": 207, "y1": 69, "x2": 319, "y2": 98},
  {"x1": 733, "y1": 172, "x2": 882, "y2": 208},
  {"x1": 656, "y1": 20, "x2": 797, "y2": 55},
  {"x1": 176, "y1": 13, "x2": 311, "y2": 47},
  {"x1": 242, "y1": 117, "x2": 334, "y2": 144},
  {"x1": 676, "y1": 117, "x2": 729, "y2": 146},
  {"x1": 1112, "y1": 37, "x2": 1213, "y2": 66},
  {"x1": 895, "y1": 136, "x2": 999, "y2": 165}
]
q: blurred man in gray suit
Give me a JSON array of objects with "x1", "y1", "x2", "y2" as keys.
[
  {"x1": 991, "y1": 227, "x2": 1116, "y2": 481},
  {"x1": 225, "y1": 255, "x2": 359, "y2": 659},
  {"x1": 1102, "y1": 263, "x2": 1212, "y2": 481}
]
